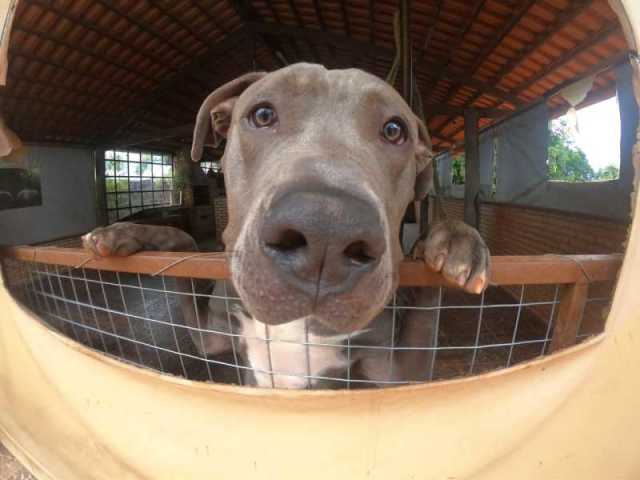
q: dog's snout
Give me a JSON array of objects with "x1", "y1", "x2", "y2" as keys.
[{"x1": 260, "y1": 189, "x2": 386, "y2": 299}]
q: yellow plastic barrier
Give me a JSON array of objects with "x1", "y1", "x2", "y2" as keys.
[{"x1": 0, "y1": 1, "x2": 639, "y2": 478}]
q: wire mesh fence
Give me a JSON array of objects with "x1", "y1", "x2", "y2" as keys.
[{"x1": 1, "y1": 253, "x2": 616, "y2": 389}]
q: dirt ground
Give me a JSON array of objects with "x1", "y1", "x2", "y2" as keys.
[{"x1": 0, "y1": 444, "x2": 35, "y2": 480}]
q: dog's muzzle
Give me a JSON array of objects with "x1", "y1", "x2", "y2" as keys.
[{"x1": 259, "y1": 188, "x2": 386, "y2": 303}]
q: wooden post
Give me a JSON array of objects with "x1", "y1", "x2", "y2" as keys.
[
  {"x1": 177, "y1": 149, "x2": 194, "y2": 209},
  {"x1": 549, "y1": 283, "x2": 589, "y2": 353},
  {"x1": 419, "y1": 197, "x2": 430, "y2": 236},
  {"x1": 94, "y1": 149, "x2": 108, "y2": 226},
  {"x1": 464, "y1": 108, "x2": 480, "y2": 228},
  {"x1": 400, "y1": 0, "x2": 411, "y2": 102}
]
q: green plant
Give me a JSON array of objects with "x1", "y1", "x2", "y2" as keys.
[
  {"x1": 548, "y1": 120, "x2": 595, "y2": 182},
  {"x1": 452, "y1": 155, "x2": 465, "y2": 185},
  {"x1": 173, "y1": 151, "x2": 190, "y2": 191}
]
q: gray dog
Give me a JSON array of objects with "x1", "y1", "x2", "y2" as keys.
[{"x1": 83, "y1": 64, "x2": 490, "y2": 388}]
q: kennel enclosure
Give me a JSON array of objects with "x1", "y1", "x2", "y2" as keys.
[
  {"x1": 1, "y1": 0, "x2": 640, "y2": 478},
  {"x1": 1, "y1": 246, "x2": 622, "y2": 387}
]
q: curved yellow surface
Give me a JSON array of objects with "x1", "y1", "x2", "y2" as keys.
[{"x1": 1, "y1": 2, "x2": 639, "y2": 478}]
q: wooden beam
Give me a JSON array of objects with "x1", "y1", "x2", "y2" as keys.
[
  {"x1": 549, "y1": 283, "x2": 588, "y2": 353},
  {"x1": 26, "y1": 0, "x2": 178, "y2": 68},
  {"x1": 340, "y1": 0, "x2": 351, "y2": 37},
  {"x1": 191, "y1": 0, "x2": 230, "y2": 35},
  {"x1": 430, "y1": 52, "x2": 631, "y2": 144},
  {"x1": 2, "y1": 95, "x2": 124, "y2": 122},
  {"x1": 464, "y1": 108, "x2": 480, "y2": 229},
  {"x1": 1, "y1": 247, "x2": 621, "y2": 287},
  {"x1": 512, "y1": 21, "x2": 621, "y2": 95},
  {"x1": 431, "y1": 0, "x2": 595, "y2": 138},
  {"x1": 400, "y1": 0, "x2": 410, "y2": 102},
  {"x1": 92, "y1": 0, "x2": 192, "y2": 60},
  {"x1": 251, "y1": 21, "x2": 524, "y2": 105},
  {"x1": 251, "y1": 21, "x2": 383, "y2": 58},
  {"x1": 434, "y1": 0, "x2": 596, "y2": 131},
  {"x1": 8, "y1": 51, "x2": 145, "y2": 97},
  {"x1": 264, "y1": 0, "x2": 302, "y2": 61},
  {"x1": 426, "y1": 0, "x2": 537, "y2": 105},
  {"x1": 490, "y1": 0, "x2": 594, "y2": 95},
  {"x1": 424, "y1": 0, "x2": 488, "y2": 100},
  {"x1": 544, "y1": 52, "x2": 630, "y2": 101},
  {"x1": 13, "y1": 26, "x2": 158, "y2": 85},
  {"x1": 104, "y1": 123, "x2": 194, "y2": 149},
  {"x1": 424, "y1": 104, "x2": 513, "y2": 118},
  {"x1": 103, "y1": 27, "x2": 252, "y2": 141},
  {"x1": 150, "y1": 2, "x2": 211, "y2": 47},
  {"x1": 466, "y1": 0, "x2": 539, "y2": 78},
  {"x1": 286, "y1": 0, "x2": 323, "y2": 63},
  {"x1": 368, "y1": 0, "x2": 375, "y2": 43},
  {"x1": 95, "y1": 149, "x2": 108, "y2": 227}
]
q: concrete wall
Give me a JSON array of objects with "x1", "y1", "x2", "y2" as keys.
[{"x1": 0, "y1": 145, "x2": 97, "y2": 246}]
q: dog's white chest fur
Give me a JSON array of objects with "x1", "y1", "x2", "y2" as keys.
[{"x1": 232, "y1": 308, "x2": 352, "y2": 389}]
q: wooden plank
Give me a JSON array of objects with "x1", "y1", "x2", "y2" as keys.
[
  {"x1": 549, "y1": 283, "x2": 589, "y2": 353},
  {"x1": 424, "y1": 104, "x2": 512, "y2": 119},
  {"x1": 464, "y1": 108, "x2": 480, "y2": 228},
  {"x1": 0, "y1": 247, "x2": 622, "y2": 287}
]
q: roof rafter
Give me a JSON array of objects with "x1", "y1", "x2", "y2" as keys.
[
  {"x1": 101, "y1": 27, "x2": 253, "y2": 143},
  {"x1": 24, "y1": 0, "x2": 176, "y2": 69},
  {"x1": 431, "y1": 0, "x2": 597, "y2": 140},
  {"x1": 251, "y1": 21, "x2": 524, "y2": 105},
  {"x1": 427, "y1": 0, "x2": 538, "y2": 105}
]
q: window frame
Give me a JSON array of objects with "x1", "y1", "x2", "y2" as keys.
[{"x1": 103, "y1": 149, "x2": 176, "y2": 224}]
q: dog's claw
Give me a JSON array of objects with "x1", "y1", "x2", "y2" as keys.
[{"x1": 433, "y1": 253, "x2": 446, "y2": 271}]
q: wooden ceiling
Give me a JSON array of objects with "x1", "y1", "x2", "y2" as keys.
[{"x1": 0, "y1": 0, "x2": 631, "y2": 152}]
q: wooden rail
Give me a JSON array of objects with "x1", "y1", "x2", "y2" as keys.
[
  {"x1": 0, "y1": 246, "x2": 623, "y2": 355},
  {"x1": 0, "y1": 246, "x2": 622, "y2": 287}
]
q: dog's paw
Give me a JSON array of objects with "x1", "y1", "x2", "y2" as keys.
[
  {"x1": 412, "y1": 220, "x2": 490, "y2": 294},
  {"x1": 82, "y1": 222, "x2": 143, "y2": 258}
]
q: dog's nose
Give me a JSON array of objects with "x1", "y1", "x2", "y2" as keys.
[{"x1": 260, "y1": 189, "x2": 386, "y2": 299}]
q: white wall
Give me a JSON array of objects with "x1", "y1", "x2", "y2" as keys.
[{"x1": 0, "y1": 145, "x2": 97, "y2": 245}]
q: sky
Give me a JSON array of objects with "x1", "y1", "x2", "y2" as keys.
[{"x1": 551, "y1": 96, "x2": 621, "y2": 172}]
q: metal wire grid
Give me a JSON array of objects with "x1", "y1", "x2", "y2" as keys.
[{"x1": 2, "y1": 258, "x2": 613, "y2": 389}]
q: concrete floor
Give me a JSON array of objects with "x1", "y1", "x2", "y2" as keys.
[{"x1": 0, "y1": 444, "x2": 35, "y2": 480}]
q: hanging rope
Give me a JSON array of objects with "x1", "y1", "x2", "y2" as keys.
[{"x1": 386, "y1": 2, "x2": 446, "y2": 226}]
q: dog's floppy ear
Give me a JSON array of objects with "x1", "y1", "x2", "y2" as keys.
[
  {"x1": 414, "y1": 116, "x2": 434, "y2": 201},
  {"x1": 191, "y1": 71, "x2": 267, "y2": 162}
]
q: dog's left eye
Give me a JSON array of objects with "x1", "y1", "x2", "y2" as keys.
[
  {"x1": 381, "y1": 118, "x2": 407, "y2": 145},
  {"x1": 250, "y1": 105, "x2": 277, "y2": 128}
]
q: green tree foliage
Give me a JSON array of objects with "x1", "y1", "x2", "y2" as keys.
[
  {"x1": 595, "y1": 165, "x2": 619, "y2": 181},
  {"x1": 452, "y1": 155, "x2": 465, "y2": 185},
  {"x1": 548, "y1": 120, "x2": 619, "y2": 182},
  {"x1": 548, "y1": 120, "x2": 594, "y2": 182}
]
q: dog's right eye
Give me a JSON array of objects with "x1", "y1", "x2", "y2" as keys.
[{"x1": 249, "y1": 105, "x2": 277, "y2": 128}]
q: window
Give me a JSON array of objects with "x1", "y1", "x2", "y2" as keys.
[
  {"x1": 104, "y1": 150, "x2": 175, "y2": 224},
  {"x1": 200, "y1": 160, "x2": 221, "y2": 175},
  {"x1": 548, "y1": 96, "x2": 621, "y2": 182}
]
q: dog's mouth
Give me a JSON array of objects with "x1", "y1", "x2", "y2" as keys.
[{"x1": 229, "y1": 188, "x2": 395, "y2": 333}]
